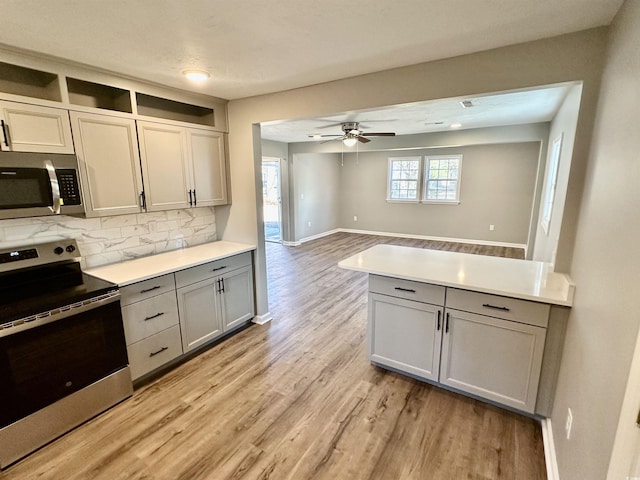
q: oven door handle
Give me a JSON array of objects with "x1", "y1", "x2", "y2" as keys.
[
  {"x1": 0, "y1": 291, "x2": 121, "y2": 338},
  {"x1": 44, "y1": 160, "x2": 62, "y2": 215}
]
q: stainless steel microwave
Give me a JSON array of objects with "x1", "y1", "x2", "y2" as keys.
[{"x1": 0, "y1": 152, "x2": 85, "y2": 219}]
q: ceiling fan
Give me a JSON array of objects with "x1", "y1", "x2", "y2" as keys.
[{"x1": 309, "y1": 122, "x2": 395, "y2": 146}]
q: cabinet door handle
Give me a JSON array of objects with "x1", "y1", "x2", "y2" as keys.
[
  {"x1": 220, "y1": 277, "x2": 225, "y2": 293},
  {"x1": 482, "y1": 303, "x2": 510, "y2": 312},
  {"x1": 140, "y1": 285, "x2": 161, "y2": 294},
  {"x1": 193, "y1": 189, "x2": 197, "y2": 206},
  {"x1": 437, "y1": 310, "x2": 441, "y2": 331},
  {"x1": 216, "y1": 278, "x2": 222, "y2": 294},
  {"x1": 188, "y1": 189, "x2": 193, "y2": 206},
  {"x1": 139, "y1": 191, "x2": 146, "y2": 210},
  {"x1": 445, "y1": 312, "x2": 450, "y2": 333},
  {"x1": 211, "y1": 266, "x2": 227, "y2": 272},
  {"x1": 144, "y1": 312, "x2": 165, "y2": 321},
  {"x1": 149, "y1": 346, "x2": 168, "y2": 357},
  {"x1": 394, "y1": 287, "x2": 416, "y2": 293},
  {"x1": 0, "y1": 120, "x2": 9, "y2": 147}
]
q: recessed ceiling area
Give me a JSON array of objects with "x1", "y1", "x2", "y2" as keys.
[
  {"x1": 260, "y1": 84, "x2": 573, "y2": 144},
  {"x1": 0, "y1": 1, "x2": 623, "y2": 99}
]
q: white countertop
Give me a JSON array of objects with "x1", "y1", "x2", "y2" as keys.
[
  {"x1": 338, "y1": 244, "x2": 575, "y2": 306},
  {"x1": 86, "y1": 241, "x2": 256, "y2": 286}
]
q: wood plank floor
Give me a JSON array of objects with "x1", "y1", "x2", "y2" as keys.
[{"x1": 2, "y1": 232, "x2": 545, "y2": 480}]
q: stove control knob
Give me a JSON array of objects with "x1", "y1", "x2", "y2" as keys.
[
  {"x1": 66, "y1": 245, "x2": 76, "y2": 253},
  {"x1": 54, "y1": 246, "x2": 64, "y2": 255}
]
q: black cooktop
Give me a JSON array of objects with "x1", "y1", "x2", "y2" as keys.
[{"x1": 0, "y1": 260, "x2": 118, "y2": 325}]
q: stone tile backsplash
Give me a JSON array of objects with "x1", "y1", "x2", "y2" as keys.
[{"x1": 0, "y1": 208, "x2": 217, "y2": 268}]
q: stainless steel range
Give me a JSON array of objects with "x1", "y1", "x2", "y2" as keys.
[{"x1": 0, "y1": 239, "x2": 132, "y2": 469}]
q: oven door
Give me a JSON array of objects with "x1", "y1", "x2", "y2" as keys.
[{"x1": 0, "y1": 296, "x2": 129, "y2": 429}]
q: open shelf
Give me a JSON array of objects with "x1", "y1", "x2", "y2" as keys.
[
  {"x1": 67, "y1": 78, "x2": 132, "y2": 113},
  {"x1": 0, "y1": 62, "x2": 61, "y2": 101},
  {"x1": 136, "y1": 93, "x2": 214, "y2": 126}
]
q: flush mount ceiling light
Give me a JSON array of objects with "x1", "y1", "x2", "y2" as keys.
[
  {"x1": 450, "y1": 122, "x2": 462, "y2": 129},
  {"x1": 182, "y1": 69, "x2": 210, "y2": 81}
]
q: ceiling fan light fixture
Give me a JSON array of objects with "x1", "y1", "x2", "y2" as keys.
[
  {"x1": 182, "y1": 69, "x2": 210, "y2": 82},
  {"x1": 343, "y1": 136, "x2": 358, "y2": 147}
]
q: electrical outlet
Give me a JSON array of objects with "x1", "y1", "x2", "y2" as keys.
[
  {"x1": 300, "y1": 193, "x2": 304, "y2": 200},
  {"x1": 565, "y1": 408, "x2": 573, "y2": 439},
  {"x1": 489, "y1": 224, "x2": 495, "y2": 231},
  {"x1": 307, "y1": 221, "x2": 311, "y2": 228},
  {"x1": 353, "y1": 215, "x2": 358, "y2": 222}
]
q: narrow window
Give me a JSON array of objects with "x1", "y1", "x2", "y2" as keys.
[
  {"x1": 423, "y1": 155, "x2": 462, "y2": 203},
  {"x1": 387, "y1": 156, "x2": 421, "y2": 201},
  {"x1": 540, "y1": 134, "x2": 562, "y2": 235}
]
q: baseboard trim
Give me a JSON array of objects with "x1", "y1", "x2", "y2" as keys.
[
  {"x1": 541, "y1": 418, "x2": 560, "y2": 480},
  {"x1": 252, "y1": 312, "x2": 272, "y2": 325},
  {"x1": 286, "y1": 228, "x2": 526, "y2": 250}
]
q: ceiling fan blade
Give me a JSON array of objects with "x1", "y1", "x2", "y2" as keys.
[
  {"x1": 360, "y1": 132, "x2": 396, "y2": 137},
  {"x1": 357, "y1": 136, "x2": 371, "y2": 143}
]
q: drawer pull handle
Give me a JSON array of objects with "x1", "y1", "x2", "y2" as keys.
[
  {"x1": 211, "y1": 266, "x2": 227, "y2": 272},
  {"x1": 144, "y1": 312, "x2": 165, "y2": 321},
  {"x1": 394, "y1": 287, "x2": 416, "y2": 293},
  {"x1": 140, "y1": 286, "x2": 161, "y2": 294},
  {"x1": 482, "y1": 303, "x2": 510, "y2": 312},
  {"x1": 149, "y1": 346, "x2": 169, "y2": 357}
]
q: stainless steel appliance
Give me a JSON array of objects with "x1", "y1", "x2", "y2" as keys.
[
  {"x1": 0, "y1": 239, "x2": 132, "y2": 469},
  {"x1": 0, "y1": 152, "x2": 84, "y2": 219}
]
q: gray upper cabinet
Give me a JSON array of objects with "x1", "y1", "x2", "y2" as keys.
[
  {"x1": 138, "y1": 120, "x2": 228, "y2": 212},
  {"x1": 0, "y1": 101, "x2": 74, "y2": 154},
  {"x1": 70, "y1": 111, "x2": 144, "y2": 217}
]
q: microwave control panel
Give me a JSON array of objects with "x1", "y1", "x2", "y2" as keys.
[{"x1": 56, "y1": 169, "x2": 82, "y2": 206}]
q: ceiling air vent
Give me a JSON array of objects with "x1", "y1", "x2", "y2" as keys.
[{"x1": 460, "y1": 100, "x2": 474, "y2": 108}]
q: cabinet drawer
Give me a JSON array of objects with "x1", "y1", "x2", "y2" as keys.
[
  {"x1": 122, "y1": 290, "x2": 179, "y2": 345},
  {"x1": 120, "y1": 274, "x2": 176, "y2": 306},
  {"x1": 175, "y1": 252, "x2": 252, "y2": 288},
  {"x1": 127, "y1": 325, "x2": 183, "y2": 380},
  {"x1": 445, "y1": 288, "x2": 550, "y2": 327},
  {"x1": 369, "y1": 274, "x2": 445, "y2": 305}
]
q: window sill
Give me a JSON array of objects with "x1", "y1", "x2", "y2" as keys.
[
  {"x1": 386, "y1": 199, "x2": 420, "y2": 204},
  {"x1": 420, "y1": 200, "x2": 461, "y2": 205}
]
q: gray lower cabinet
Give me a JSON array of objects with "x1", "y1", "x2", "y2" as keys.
[
  {"x1": 176, "y1": 252, "x2": 254, "y2": 353},
  {"x1": 368, "y1": 275, "x2": 550, "y2": 414},
  {"x1": 118, "y1": 252, "x2": 254, "y2": 380}
]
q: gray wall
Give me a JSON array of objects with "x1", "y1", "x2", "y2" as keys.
[
  {"x1": 338, "y1": 142, "x2": 540, "y2": 244},
  {"x1": 532, "y1": 84, "x2": 582, "y2": 264},
  {"x1": 551, "y1": 2, "x2": 640, "y2": 479},
  {"x1": 292, "y1": 153, "x2": 341, "y2": 241}
]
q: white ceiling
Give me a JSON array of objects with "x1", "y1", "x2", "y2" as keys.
[
  {"x1": 0, "y1": 1, "x2": 623, "y2": 101},
  {"x1": 260, "y1": 84, "x2": 573, "y2": 143}
]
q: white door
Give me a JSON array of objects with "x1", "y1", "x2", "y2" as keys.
[
  {"x1": 607, "y1": 324, "x2": 640, "y2": 479},
  {"x1": 262, "y1": 158, "x2": 282, "y2": 242},
  {"x1": 439, "y1": 309, "x2": 546, "y2": 413},
  {"x1": 368, "y1": 293, "x2": 443, "y2": 381},
  {"x1": 176, "y1": 278, "x2": 222, "y2": 352},
  {"x1": 137, "y1": 121, "x2": 191, "y2": 211},
  {"x1": 219, "y1": 265, "x2": 255, "y2": 331},
  {"x1": 70, "y1": 112, "x2": 144, "y2": 216},
  {"x1": 0, "y1": 101, "x2": 74, "y2": 153},
  {"x1": 188, "y1": 129, "x2": 228, "y2": 206}
]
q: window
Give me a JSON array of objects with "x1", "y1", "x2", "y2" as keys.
[
  {"x1": 387, "y1": 156, "x2": 421, "y2": 201},
  {"x1": 540, "y1": 134, "x2": 562, "y2": 235},
  {"x1": 423, "y1": 155, "x2": 462, "y2": 203}
]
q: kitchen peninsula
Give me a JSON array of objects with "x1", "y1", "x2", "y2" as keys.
[{"x1": 339, "y1": 244, "x2": 574, "y2": 415}]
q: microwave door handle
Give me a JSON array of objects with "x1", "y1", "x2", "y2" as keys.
[{"x1": 44, "y1": 160, "x2": 61, "y2": 214}]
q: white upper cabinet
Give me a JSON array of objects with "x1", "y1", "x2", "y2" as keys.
[
  {"x1": 70, "y1": 111, "x2": 144, "y2": 217},
  {"x1": 0, "y1": 101, "x2": 74, "y2": 154},
  {"x1": 137, "y1": 121, "x2": 191, "y2": 211},
  {"x1": 188, "y1": 129, "x2": 228, "y2": 206},
  {"x1": 138, "y1": 120, "x2": 228, "y2": 212}
]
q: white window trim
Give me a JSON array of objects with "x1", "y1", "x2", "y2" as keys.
[
  {"x1": 386, "y1": 156, "x2": 422, "y2": 202},
  {"x1": 421, "y1": 154, "x2": 463, "y2": 204},
  {"x1": 540, "y1": 134, "x2": 563, "y2": 235}
]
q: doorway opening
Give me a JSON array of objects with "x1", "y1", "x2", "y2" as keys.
[{"x1": 262, "y1": 157, "x2": 282, "y2": 243}]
